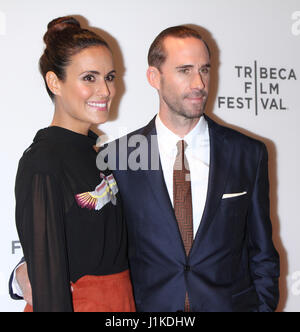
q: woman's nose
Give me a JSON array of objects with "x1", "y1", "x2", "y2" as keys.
[{"x1": 96, "y1": 80, "x2": 110, "y2": 98}]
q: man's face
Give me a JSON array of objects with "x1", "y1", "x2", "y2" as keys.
[{"x1": 157, "y1": 37, "x2": 210, "y2": 120}]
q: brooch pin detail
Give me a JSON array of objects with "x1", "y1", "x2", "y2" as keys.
[{"x1": 75, "y1": 173, "x2": 119, "y2": 211}]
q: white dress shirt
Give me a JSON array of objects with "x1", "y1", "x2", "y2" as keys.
[{"x1": 155, "y1": 114, "x2": 210, "y2": 238}]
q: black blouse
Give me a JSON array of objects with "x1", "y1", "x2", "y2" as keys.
[{"x1": 15, "y1": 126, "x2": 128, "y2": 312}]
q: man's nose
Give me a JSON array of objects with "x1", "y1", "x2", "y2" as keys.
[{"x1": 191, "y1": 72, "x2": 206, "y2": 90}]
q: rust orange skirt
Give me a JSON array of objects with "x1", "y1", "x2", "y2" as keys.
[{"x1": 24, "y1": 269, "x2": 136, "y2": 312}]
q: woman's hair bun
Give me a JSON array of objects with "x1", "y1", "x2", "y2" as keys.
[
  {"x1": 40, "y1": 15, "x2": 110, "y2": 100},
  {"x1": 44, "y1": 16, "x2": 81, "y2": 45}
]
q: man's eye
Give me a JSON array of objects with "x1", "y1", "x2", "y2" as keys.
[
  {"x1": 179, "y1": 69, "x2": 190, "y2": 74},
  {"x1": 105, "y1": 74, "x2": 116, "y2": 82},
  {"x1": 200, "y1": 67, "x2": 210, "y2": 75}
]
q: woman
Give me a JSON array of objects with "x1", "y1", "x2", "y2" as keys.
[{"x1": 15, "y1": 16, "x2": 135, "y2": 312}]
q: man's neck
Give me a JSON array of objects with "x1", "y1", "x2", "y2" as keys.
[{"x1": 158, "y1": 111, "x2": 201, "y2": 138}]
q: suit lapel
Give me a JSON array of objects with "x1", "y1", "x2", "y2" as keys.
[
  {"x1": 192, "y1": 115, "x2": 234, "y2": 248},
  {"x1": 140, "y1": 117, "x2": 179, "y2": 232}
]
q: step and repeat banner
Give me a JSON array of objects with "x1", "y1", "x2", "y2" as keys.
[{"x1": 0, "y1": 0, "x2": 299, "y2": 312}]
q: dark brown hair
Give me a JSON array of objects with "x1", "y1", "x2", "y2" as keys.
[
  {"x1": 148, "y1": 25, "x2": 211, "y2": 71},
  {"x1": 39, "y1": 16, "x2": 110, "y2": 100}
]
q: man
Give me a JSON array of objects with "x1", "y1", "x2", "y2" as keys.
[{"x1": 10, "y1": 26, "x2": 280, "y2": 312}]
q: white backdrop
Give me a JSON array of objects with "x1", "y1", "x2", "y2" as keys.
[{"x1": 0, "y1": 0, "x2": 299, "y2": 312}]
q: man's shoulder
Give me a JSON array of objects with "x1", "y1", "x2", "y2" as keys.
[
  {"x1": 207, "y1": 116, "x2": 266, "y2": 150},
  {"x1": 121, "y1": 117, "x2": 156, "y2": 140},
  {"x1": 104, "y1": 117, "x2": 156, "y2": 148},
  {"x1": 102, "y1": 114, "x2": 266, "y2": 155}
]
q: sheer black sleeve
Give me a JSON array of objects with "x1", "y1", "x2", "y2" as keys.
[{"x1": 16, "y1": 173, "x2": 73, "y2": 312}]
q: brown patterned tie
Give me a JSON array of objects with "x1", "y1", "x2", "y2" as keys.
[{"x1": 173, "y1": 140, "x2": 193, "y2": 312}]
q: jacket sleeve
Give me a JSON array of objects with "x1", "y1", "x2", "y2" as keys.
[
  {"x1": 247, "y1": 143, "x2": 280, "y2": 312},
  {"x1": 15, "y1": 173, "x2": 73, "y2": 312},
  {"x1": 8, "y1": 257, "x2": 25, "y2": 300}
]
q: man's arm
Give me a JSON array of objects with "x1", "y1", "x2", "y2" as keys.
[
  {"x1": 9, "y1": 259, "x2": 32, "y2": 306},
  {"x1": 247, "y1": 143, "x2": 280, "y2": 312}
]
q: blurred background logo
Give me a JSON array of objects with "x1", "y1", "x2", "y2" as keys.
[{"x1": 292, "y1": 11, "x2": 300, "y2": 36}]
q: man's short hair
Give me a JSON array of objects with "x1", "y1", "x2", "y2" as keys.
[{"x1": 148, "y1": 25, "x2": 211, "y2": 71}]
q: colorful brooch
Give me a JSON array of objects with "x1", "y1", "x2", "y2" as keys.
[{"x1": 75, "y1": 173, "x2": 119, "y2": 211}]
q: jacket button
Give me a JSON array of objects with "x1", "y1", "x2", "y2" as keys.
[{"x1": 184, "y1": 265, "x2": 190, "y2": 271}]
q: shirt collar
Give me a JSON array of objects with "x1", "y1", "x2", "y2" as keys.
[{"x1": 155, "y1": 113, "x2": 209, "y2": 152}]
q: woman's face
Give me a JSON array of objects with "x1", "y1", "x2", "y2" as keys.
[{"x1": 52, "y1": 45, "x2": 116, "y2": 131}]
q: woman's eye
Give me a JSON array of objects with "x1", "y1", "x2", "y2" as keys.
[
  {"x1": 105, "y1": 74, "x2": 116, "y2": 82},
  {"x1": 83, "y1": 75, "x2": 95, "y2": 82}
]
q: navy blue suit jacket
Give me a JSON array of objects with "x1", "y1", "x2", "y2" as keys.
[{"x1": 102, "y1": 114, "x2": 279, "y2": 312}]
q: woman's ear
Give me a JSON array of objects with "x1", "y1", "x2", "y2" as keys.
[
  {"x1": 45, "y1": 71, "x2": 61, "y2": 97},
  {"x1": 146, "y1": 66, "x2": 161, "y2": 91}
]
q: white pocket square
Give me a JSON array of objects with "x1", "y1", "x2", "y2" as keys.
[{"x1": 222, "y1": 191, "x2": 247, "y2": 199}]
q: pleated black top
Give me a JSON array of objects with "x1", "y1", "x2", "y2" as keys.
[{"x1": 15, "y1": 126, "x2": 128, "y2": 312}]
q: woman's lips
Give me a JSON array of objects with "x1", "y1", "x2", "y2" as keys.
[{"x1": 87, "y1": 101, "x2": 108, "y2": 111}]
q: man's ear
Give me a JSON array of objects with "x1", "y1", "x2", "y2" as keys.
[
  {"x1": 45, "y1": 71, "x2": 61, "y2": 97},
  {"x1": 146, "y1": 66, "x2": 161, "y2": 90}
]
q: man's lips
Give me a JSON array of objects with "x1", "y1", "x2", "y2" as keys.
[
  {"x1": 184, "y1": 92, "x2": 207, "y2": 102},
  {"x1": 185, "y1": 96, "x2": 206, "y2": 103},
  {"x1": 187, "y1": 97, "x2": 204, "y2": 101}
]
